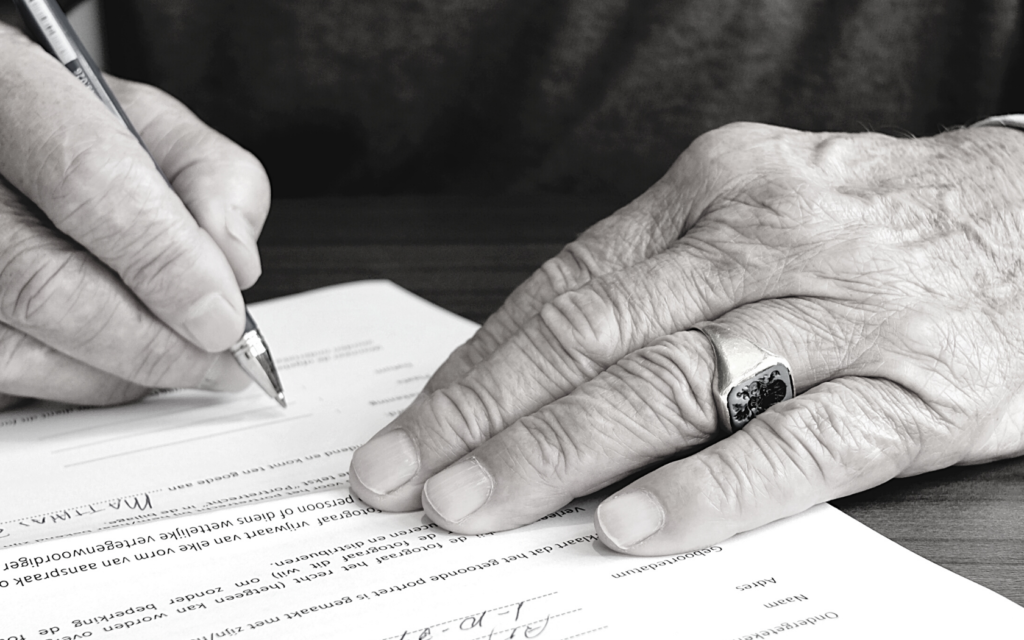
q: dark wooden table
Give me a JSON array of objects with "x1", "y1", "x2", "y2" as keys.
[{"x1": 250, "y1": 196, "x2": 1024, "y2": 606}]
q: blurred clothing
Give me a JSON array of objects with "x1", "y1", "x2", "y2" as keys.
[{"x1": 100, "y1": 0, "x2": 1023, "y2": 197}]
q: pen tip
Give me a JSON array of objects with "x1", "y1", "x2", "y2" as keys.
[{"x1": 276, "y1": 394, "x2": 288, "y2": 409}]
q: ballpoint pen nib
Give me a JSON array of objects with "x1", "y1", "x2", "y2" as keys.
[{"x1": 231, "y1": 311, "x2": 287, "y2": 407}]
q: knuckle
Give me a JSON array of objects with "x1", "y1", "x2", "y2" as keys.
[
  {"x1": 234, "y1": 148, "x2": 272, "y2": 218},
  {"x1": 754, "y1": 402, "x2": 842, "y2": 485},
  {"x1": 757, "y1": 382, "x2": 911, "y2": 485},
  {"x1": 830, "y1": 385, "x2": 914, "y2": 470},
  {"x1": 811, "y1": 131, "x2": 892, "y2": 173},
  {"x1": 506, "y1": 412, "x2": 579, "y2": 489},
  {"x1": 889, "y1": 309, "x2": 975, "y2": 412},
  {"x1": 49, "y1": 138, "x2": 201, "y2": 300},
  {"x1": 538, "y1": 285, "x2": 623, "y2": 369},
  {"x1": 0, "y1": 325, "x2": 34, "y2": 389},
  {"x1": 857, "y1": 385, "x2": 932, "y2": 469},
  {"x1": 0, "y1": 323, "x2": 146, "y2": 404},
  {"x1": 121, "y1": 328, "x2": 194, "y2": 388},
  {"x1": 681, "y1": 241, "x2": 749, "y2": 314},
  {"x1": 538, "y1": 242, "x2": 599, "y2": 294},
  {"x1": 690, "y1": 452, "x2": 754, "y2": 517},
  {"x1": 425, "y1": 319, "x2": 523, "y2": 393},
  {"x1": 611, "y1": 335, "x2": 719, "y2": 443},
  {"x1": 124, "y1": 81, "x2": 174, "y2": 113},
  {"x1": 539, "y1": 236, "x2": 636, "y2": 294},
  {"x1": 686, "y1": 122, "x2": 773, "y2": 161},
  {"x1": 117, "y1": 224, "x2": 197, "y2": 300},
  {"x1": 0, "y1": 235, "x2": 199, "y2": 389},
  {"x1": 112, "y1": 80, "x2": 173, "y2": 125},
  {"x1": 88, "y1": 377, "x2": 149, "y2": 407},
  {"x1": 0, "y1": 238, "x2": 87, "y2": 331},
  {"x1": 423, "y1": 337, "x2": 492, "y2": 392},
  {"x1": 810, "y1": 133, "x2": 860, "y2": 170},
  {"x1": 49, "y1": 133, "x2": 150, "y2": 233},
  {"x1": 462, "y1": 326, "x2": 502, "y2": 363},
  {"x1": 421, "y1": 383, "x2": 504, "y2": 454}
]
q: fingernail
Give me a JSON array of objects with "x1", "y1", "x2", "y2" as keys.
[
  {"x1": 183, "y1": 293, "x2": 240, "y2": 352},
  {"x1": 598, "y1": 491, "x2": 665, "y2": 549},
  {"x1": 424, "y1": 458, "x2": 492, "y2": 524},
  {"x1": 351, "y1": 430, "x2": 419, "y2": 495}
]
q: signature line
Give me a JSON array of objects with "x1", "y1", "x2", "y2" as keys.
[{"x1": 63, "y1": 413, "x2": 313, "y2": 468}]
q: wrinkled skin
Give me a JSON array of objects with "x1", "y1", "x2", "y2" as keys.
[
  {"x1": 5, "y1": 14, "x2": 1023, "y2": 559},
  {"x1": 0, "y1": 24, "x2": 270, "y2": 408},
  {"x1": 351, "y1": 122, "x2": 1024, "y2": 556}
]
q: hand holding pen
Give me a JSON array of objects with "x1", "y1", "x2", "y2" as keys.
[{"x1": 0, "y1": 0, "x2": 282, "y2": 407}]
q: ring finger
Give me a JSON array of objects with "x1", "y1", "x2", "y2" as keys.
[{"x1": 413, "y1": 297, "x2": 901, "y2": 534}]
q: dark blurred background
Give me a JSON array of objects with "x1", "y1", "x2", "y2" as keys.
[{"x1": 11, "y1": 0, "x2": 1019, "y2": 201}]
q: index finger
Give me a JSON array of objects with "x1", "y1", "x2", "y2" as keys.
[
  {"x1": 109, "y1": 77, "x2": 271, "y2": 290},
  {"x1": 0, "y1": 27, "x2": 244, "y2": 352}
]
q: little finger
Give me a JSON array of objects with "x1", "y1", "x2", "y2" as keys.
[
  {"x1": 595, "y1": 377, "x2": 931, "y2": 555},
  {"x1": 0, "y1": 322, "x2": 147, "y2": 405}
]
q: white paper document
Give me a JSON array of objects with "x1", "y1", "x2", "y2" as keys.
[
  {"x1": 0, "y1": 493, "x2": 1022, "y2": 638},
  {"x1": 0, "y1": 281, "x2": 1021, "y2": 638},
  {"x1": 0, "y1": 281, "x2": 477, "y2": 547}
]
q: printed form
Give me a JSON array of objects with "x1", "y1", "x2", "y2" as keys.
[
  {"x1": 0, "y1": 282, "x2": 1021, "y2": 638},
  {"x1": 0, "y1": 281, "x2": 478, "y2": 547}
]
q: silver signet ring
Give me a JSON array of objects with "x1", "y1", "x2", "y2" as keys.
[{"x1": 693, "y1": 322, "x2": 795, "y2": 434}]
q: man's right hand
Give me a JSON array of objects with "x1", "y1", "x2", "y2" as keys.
[{"x1": 0, "y1": 23, "x2": 271, "y2": 408}]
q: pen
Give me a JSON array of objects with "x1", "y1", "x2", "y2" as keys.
[{"x1": 13, "y1": 0, "x2": 287, "y2": 408}]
